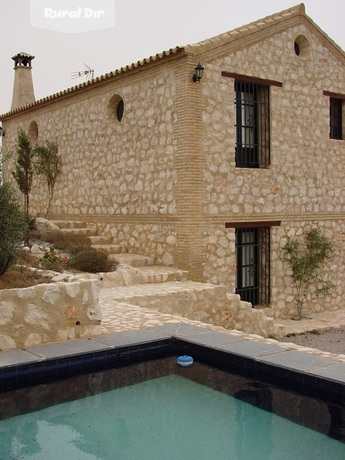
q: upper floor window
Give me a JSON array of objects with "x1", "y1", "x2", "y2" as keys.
[
  {"x1": 107, "y1": 94, "x2": 124, "y2": 122},
  {"x1": 234, "y1": 80, "x2": 270, "y2": 168},
  {"x1": 330, "y1": 98, "x2": 342, "y2": 140},
  {"x1": 323, "y1": 91, "x2": 344, "y2": 140},
  {"x1": 222, "y1": 72, "x2": 282, "y2": 168}
]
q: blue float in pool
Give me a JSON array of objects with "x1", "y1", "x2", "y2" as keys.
[{"x1": 177, "y1": 355, "x2": 194, "y2": 368}]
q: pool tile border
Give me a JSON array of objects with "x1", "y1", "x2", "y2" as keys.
[{"x1": 0, "y1": 324, "x2": 344, "y2": 405}]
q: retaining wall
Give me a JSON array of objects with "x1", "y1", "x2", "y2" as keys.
[{"x1": 0, "y1": 280, "x2": 101, "y2": 350}]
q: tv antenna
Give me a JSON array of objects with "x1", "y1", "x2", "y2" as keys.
[{"x1": 71, "y1": 63, "x2": 94, "y2": 81}]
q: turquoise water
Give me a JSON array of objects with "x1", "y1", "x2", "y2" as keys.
[{"x1": 0, "y1": 374, "x2": 344, "y2": 460}]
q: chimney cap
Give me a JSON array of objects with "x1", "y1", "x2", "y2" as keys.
[{"x1": 12, "y1": 52, "x2": 35, "y2": 61}]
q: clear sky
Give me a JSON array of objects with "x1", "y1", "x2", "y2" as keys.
[{"x1": 0, "y1": 0, "x2": 344, "y2": 115}]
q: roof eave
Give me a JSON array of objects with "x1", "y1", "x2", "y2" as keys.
[{"x1": 0, "y1": 46, "x2": 185, "y2": 120}]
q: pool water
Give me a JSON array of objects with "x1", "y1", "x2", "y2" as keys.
[{"x1": 1, "y1": 359, "x2": 345, "y2": 460}]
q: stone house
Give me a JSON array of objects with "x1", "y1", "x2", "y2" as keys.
[{"x1": 1, "y1": 4, "x2": 344, "y2": 319}]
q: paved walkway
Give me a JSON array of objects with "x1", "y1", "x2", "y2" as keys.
[
  {"x1": 100, "y1": 285, "x2": 345, "y2": 335},
  {"x1": 99, "y1": 286, "x2": 345, "y2": 361},
  {"x1": 99, "y1": 287, "x2": 214, "y2": 334},
  {"x1": 274, "y1": 308, "x2": 345, "y2": 335}
]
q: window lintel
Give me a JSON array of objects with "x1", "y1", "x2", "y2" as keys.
[
  {"x1": 221, "y1": 71, "x2": 283, "y2": 87},
  {"x1": 225, "y1": 221, "x2": 281, "y2": 229},
  {"x1": 323, "y1": 90, "x2": 345, "y2": 100}
]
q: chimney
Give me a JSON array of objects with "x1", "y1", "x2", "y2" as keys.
[{"x1": 11, "y1": 52, "x2": 35, "y2": 110}]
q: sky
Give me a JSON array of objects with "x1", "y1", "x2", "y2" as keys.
[{"x1": 0, "y1": 0, "x2": 344, "y2": 115}]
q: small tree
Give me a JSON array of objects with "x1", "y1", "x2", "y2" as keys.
[
  {"x1": 33, "y1": 140, "x2": 61, "y2": 217},
  {"x1": 281, "y1": 228, "x2": 334, "y2": 320},
  {"x1": 0, "y1": 182, "x2": 27, "y2": 276},
  {"x1": 12, "y1": 129, "x2": 35, "y2": 223}
]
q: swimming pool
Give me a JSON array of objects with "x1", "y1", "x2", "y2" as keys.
[
  {"x1": 0, "y1": 324, "x2": 344, "y2": 459},
  {"x1": 1, "y1": 358, "x2": 345, "y2": 459}
]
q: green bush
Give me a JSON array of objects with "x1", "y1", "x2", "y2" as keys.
[
  {"x1": 69, "y1": 248, "x2": 117, "y2": 273},
  {"x1": 0, "y1": 183, "x2": 27, "y2": 276},
  {"x1": 281, "y1": 228, "x2": 334, "y2": 320},
  {"x1": 40, "y1": 245, "x2": 64, "y2": 272}
]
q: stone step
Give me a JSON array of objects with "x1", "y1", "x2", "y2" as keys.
[
  {"x1": 92, "y1": 244, "x2": 126, "y2": 255},
  {"x1": 68, "y1": 264, "x2": 189, "y2": 287},
  {"x1": 134, "y1": 266, "x2": 189, "y2": 284},
  {"x1": 112, "y1": 253, "x2": 155, "y2": 267},
  {"x1": 52, "y1": 220, "x2": 87, "y2": 229},
  {"x1": 62, "y1": 227, "x2": 98, "y2": 237},
  {"x1": 89, "y1": 236, "x2": 113, "y2": 245}
]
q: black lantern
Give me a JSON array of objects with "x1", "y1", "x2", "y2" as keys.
[
  {"x1": 192, "y1": 63, "x2": 204, "y2": 82},
  {"x1": 0, "y1": 127, "x2": 4, "y2": 137}
]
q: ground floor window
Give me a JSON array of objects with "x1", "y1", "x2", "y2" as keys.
[{"x1": 235, "y1": 226, "x2": 270, "y2": 306}]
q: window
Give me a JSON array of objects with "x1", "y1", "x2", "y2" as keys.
[
  {"x1": 330, "y1": 98, "x2": 342, "y2": 140},
  {"x1": 107, "y1": 94, "x2": 124, "y2": 122},
  {"x1": 235, "y1": 227, "x2": 271, "y2": 306},
  {"x1": 293, "y1": 35, "x2": 310, "y2": 58},
  {"x1": 28, "y1": 121, "x2": 38, "y2": 143},
  {"x1": 234, "y1": 81, "x2": 270, "y2": 168}
]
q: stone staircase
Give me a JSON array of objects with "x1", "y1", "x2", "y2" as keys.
[
  {"x1": 52, "y1": 219, "x2": 284, "y2": 338},
  {"x1": 52, "y1": 220, "x2": 126, "y2": 255},
  {"x1": 52, "y1": 220, "x2": 98, "y2": 236}
]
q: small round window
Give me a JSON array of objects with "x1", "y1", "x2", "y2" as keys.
[
  {"x1": 107, "y1": 94, "x2": 124, "y2": 122},
  {"x1": 294, "y1": 35, "x2": 310, "y2": 58}
]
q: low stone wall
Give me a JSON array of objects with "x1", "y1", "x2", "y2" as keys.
[
  {"x1": 0, "y1": 280, "x2": 101, "y2": 350},
  {"x1": 104, "y1": 281, "x2": 284, "y2": 338}
]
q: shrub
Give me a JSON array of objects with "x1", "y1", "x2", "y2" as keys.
[
  {"x1": 38, "y1": 230, "x2": 91, "y2": 252},
  {"x1": 15, "y1": 248, "x2": 40, "y2": 268},
  {"x1": 40, "y1": 245, "x2": 64, "y2": 272},
  {"x1": 69, "y1": 248, "x2": 117, "y2": 273},
  {"x1": 0, "y1": 183, "x2": 28, "y2": 276},
  {"x1": 0, "y1": 266, "x2": 52, "y2": 289},
  {"x1": 280, "y1": 228, "x2": 334, "y2": 320}
]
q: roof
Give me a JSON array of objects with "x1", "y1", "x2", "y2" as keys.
[
  {"x1": 185, "y1": 3, "x2": 344, "y2": 58},
  {"x1": 0, "y1": 47, "x2": 184, "y2": 119},
  {"x1": 186, "y1": 4, "x2": 306, "y2": 54},
  {"x1": 1, "y1": 4, "x2": 344, "y2": 119}
]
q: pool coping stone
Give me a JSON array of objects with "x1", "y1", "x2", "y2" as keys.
[{"x1": 0, "y1": 324, "x2": 344, "y2": 401}]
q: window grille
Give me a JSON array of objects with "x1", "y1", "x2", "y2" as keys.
[
  {"x1": 234, "y1": 81, "x2": 270, "y2": 167},
  {"x1": 330, "y1": 98, "x2": 342, "y2": 140},
  {"x1": 235, "y1": 227, "x2": 270, "y2": 306}
]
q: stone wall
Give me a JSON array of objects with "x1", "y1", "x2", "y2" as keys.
[
  {"x1": 200, "y1": 21, "x2": 344, "y2": 316},
  {"x1": 2, "y1": 61, "x2": 182, "y2": 268},
  {"x1": 0, "y1": 280, "x2": 101, "y2": 350}
]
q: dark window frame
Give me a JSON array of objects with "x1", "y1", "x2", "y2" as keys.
[
  {"x1": 226, "y1": 221, "x2": 281, "y2": 307},
  {"x1": 234, "y1": 80, "x2": 270, "y2": 168},
  {"x1": 235, "y1": 227, "x2": 270, "y2": 306},
  {"x1": 222, "y1": 72, "x2": 283, "y2": 169},
  {"x1": 323, "y1": 91, "x2": 344, "y2": 141},
  {"x1": 330, "y1": 98, "x2": 342, "y2": 140}
]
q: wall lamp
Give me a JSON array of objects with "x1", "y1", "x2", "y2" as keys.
[
  {"x1": 0, "y1": 127, "x2": 4, "y2": 137},
  {"x1": 192, "y1": 63, "x2": 204, "y2": 82}
]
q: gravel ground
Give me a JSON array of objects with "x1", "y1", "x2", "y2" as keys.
[{"x1": 279, "y1": 328, "x2": 345, "y2": 354}]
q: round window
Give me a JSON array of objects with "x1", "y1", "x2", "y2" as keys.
[
  {"x1": 294, "y1": 35, "x2": 310, "y2": 58},
  {"x1": 107, "y1": 94, "x2": 124, "y2": 122}
]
